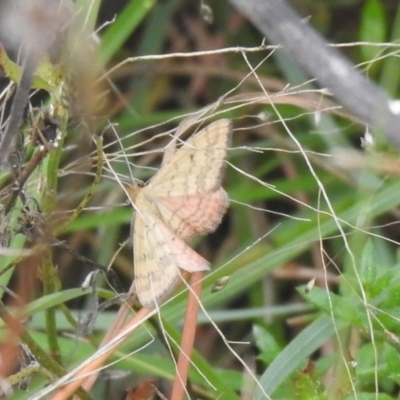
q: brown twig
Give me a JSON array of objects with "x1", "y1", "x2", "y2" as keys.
[{"x1": 170, "y1": 271, "x2": 203, "y2": 400}]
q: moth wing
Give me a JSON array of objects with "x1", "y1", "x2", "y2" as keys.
[
  {"x1": 148, "y1": 119, "x2": 232, "y2": 196},
  {"x1": 133, "y1": 205, "x2": 210, "y2": 308},
  {"x1": 151, "y1": 187, "x2": 229, "y2": 240}
]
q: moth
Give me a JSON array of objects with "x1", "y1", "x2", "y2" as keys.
[{"x1": 126, "y1": 119, "x2": 232, "y2": 308}]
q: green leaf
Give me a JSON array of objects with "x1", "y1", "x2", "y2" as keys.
[
  {"x1": 253, "y1": 325, "x2": 281, "y2": 365},
  {"x1": 384, "y1": 343, "x2": 400, "y2": 376},
  {"x1": 0, "y1": 44, "x2": 62, "y2": 91},
  {"x1": 0, "y1": 288, "x2": 93, "y2": 330},
  {"x1": 298, "y1": 286, "x2": 364, "y2": 327},
  {"x1": 360, "y1": 0, "x2": 387, "y2": 63},
  {"x1": 359, "y1": 240, "x2": 377, "y2": 294},
  {"x1": 253, "y1": 316, "x2": 339, "y2": 399},
  {"x1": 375, "y1": 306, "x2": 400, "y2": 331},
  {"x1": 373, "y1": 270, "x2": 394, "y2": 299},
  {"x1": 99, "y1": 0, "x2": 157, "y2": 66},
  {"x1": 344, "y1": 394, "x2": 392, "y2": 400}
]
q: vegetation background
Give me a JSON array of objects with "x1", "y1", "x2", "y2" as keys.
[{"x1": 1, "y1": 0, "x2": 400, "y2": 399}]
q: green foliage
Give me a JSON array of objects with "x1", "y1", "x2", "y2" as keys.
[
  {"x1": 360, "y1": 0, "x2": 387, "y2": 64},
  {"x1": 294, "y1": 361, "x2": 325, "y2": 400},
  {"x1": 1, "y1": 1, "x2": 400, "y2": 399},
  {"x1": 253, "y1": 325, "x2": 282, "y2": 365}
]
